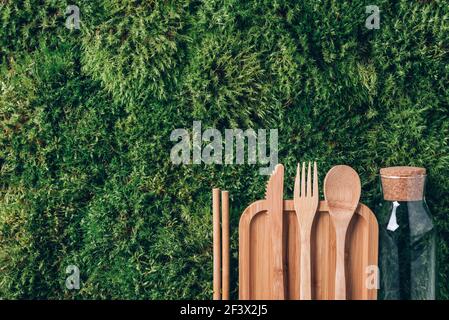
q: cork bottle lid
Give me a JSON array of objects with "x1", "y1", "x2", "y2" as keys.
[
  {"x1": 380, "y1": 166, "x2": 426, "y2": 201},
  {"x1": 380, "y1": 166, "x2": 426, "y2": 177}
]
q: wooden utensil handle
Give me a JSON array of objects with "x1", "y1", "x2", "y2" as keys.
[
  {"x1": 299, "y1": 231, "x2": 312, "y2": 300},
  {"x1": 334, "y1": 229, "x2": 347, "y2": 300},
  {"x1": 270, "y1": 212, "x2": 286, "y2": 300}
]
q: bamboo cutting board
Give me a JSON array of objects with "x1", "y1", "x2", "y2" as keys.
[{"x1": 239, "y1": 200, "x2": 378, "y2": 300}]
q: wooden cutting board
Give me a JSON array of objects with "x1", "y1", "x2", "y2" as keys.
[{"x1": 239, "y1": 200, "x2": 378, "y2": 300}]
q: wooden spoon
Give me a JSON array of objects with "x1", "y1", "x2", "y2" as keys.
[{"x1": 324, "y1": 165, "x2": 361, "y2": 300}]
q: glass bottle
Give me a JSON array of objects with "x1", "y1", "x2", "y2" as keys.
[{"x1": 377, "y1": 166, "x2": 436, "y2": 300}]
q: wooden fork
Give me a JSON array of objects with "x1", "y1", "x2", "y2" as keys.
[{"x1": 294, "y1": 162, "x2": 319, "y2": 300}]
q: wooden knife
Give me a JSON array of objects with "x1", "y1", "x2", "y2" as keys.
[{"x1": 265, "y1": 164, "x2": 286, "y2": 299}]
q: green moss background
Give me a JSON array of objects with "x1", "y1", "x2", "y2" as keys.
[{"x1": 0, "y1": 0, "x2": 448, "y2": 299}]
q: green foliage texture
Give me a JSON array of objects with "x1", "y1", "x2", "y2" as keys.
[{"x1": 0, "y1": 0, "x2": 448, "y2": 299}]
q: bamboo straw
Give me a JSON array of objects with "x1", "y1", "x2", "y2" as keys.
[
  {"x1": 221, "y1": 190, "x2": 230, "y2": 300},
  {"x1": 213, "y1": 188, "x2": 221, "y2": 300}
]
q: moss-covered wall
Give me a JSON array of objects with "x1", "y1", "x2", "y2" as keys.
[{"x1": 1, "y1": 0, "x2": 448, "y2": 299}]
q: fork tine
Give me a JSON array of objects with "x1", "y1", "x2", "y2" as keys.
[
  {"x1": 294, "y1": 163, "x2": 300, "y2": 201},
  {"x1": 313, "y1": 161, "x2": 318, "y2": 197},
  {"x1": 307, "y1": 162, "x2": 312, "y2": 197},
  {"x1": 301, "y1": 162, "x2": 306, "y2": 197}
]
